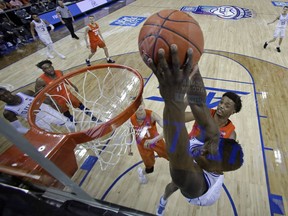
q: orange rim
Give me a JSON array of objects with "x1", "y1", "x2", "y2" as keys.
[{"x1": 28, "y1": 64, "x2": 144, "y2": 143}]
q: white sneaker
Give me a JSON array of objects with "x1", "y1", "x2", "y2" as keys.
[
  {"x1": 156, "y1": 196, "x2": 167, "y2": 216},
  {"x1": 47, "y1": 54, "x2": 54, "y2": 59},
  {"x1": 59, "y1": 54, "x2": 66, "y2": 59},
  {"x1": 137, "y1": 167, "x2": 148, "y2": 184}
]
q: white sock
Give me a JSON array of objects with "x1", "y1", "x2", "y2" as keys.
[{"x1": 161, "y1": 196, "x2": 167, "y2": 205}]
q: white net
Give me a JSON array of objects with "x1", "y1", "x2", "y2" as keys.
[{"x1": 30, "y1": 65, "x2": 143, "y2": 170}]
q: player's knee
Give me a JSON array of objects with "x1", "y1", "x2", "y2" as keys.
[{"x1": 145, "y1": 166, "x2": 154, "y2": 174}]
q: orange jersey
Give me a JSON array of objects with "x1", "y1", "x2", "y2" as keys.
[
  {"x1": 87, "y1": 23, "x2": 102, "y2": 43},
  {"x1": 189, "y1": 109, "x2": 235, "y2": 139},
  {"x1": 39, "y1": 70, "x2": 81, "y2": 112},
  {"x1": 131, "y1": 109, "x2": 168, "y2": 168},
  {"x1": 131, "y1": 110, "x2": 160, "y2": 145}
]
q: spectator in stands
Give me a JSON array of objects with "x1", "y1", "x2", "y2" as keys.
[
  {"x1": 0, "y1": 0, "x2": 12, "y2": 10},
  {"x1": 9, "y1": 0, "x2": 23, "y2": 8},
  {"x1": 1, "y1": 17, "x2": 31, "y2": 43},
  {"x1": 46, "y1": 0, "x2": 55, "y2": 10},
  {"x1": 0, "y1": 24, "x2": 19, "y2": 47}
]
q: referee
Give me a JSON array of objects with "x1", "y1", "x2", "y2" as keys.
[{"x1": 56, "y1": 0, "x2": 79, "y2": 39}]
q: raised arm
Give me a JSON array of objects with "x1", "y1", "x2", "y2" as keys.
[
  {"x1": 148, "y1": 45, "x2": 194, "y2": 170},
  {"x1": 186, "y1": 66, "x2": 219, "y2": 154}
]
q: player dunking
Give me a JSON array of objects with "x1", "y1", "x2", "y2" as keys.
[
  {"x1": 30, "y1": 13, "x2": 66, "y2": 59},
  {"x1": 146, "y1": 45, "x2": 244, "y2": 216},
  {"x1": 34, "y1": 60, "x2": 99, "y2": 122},
  {"x1": 130, "y1": 99, "x2": 169, "y2": 184},
  {"x1": 0, "y1": 87, "x2": 75, "y2": 133},
  {"x1": 84, "y1": 15, "x2": 115, "y2": 66}
]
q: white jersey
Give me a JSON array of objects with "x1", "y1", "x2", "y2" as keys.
[
  {"x1": 276, "y1": 14, "x2": 288, "y2": 29},
  {"x1": 32, "y1": 19, "x2": 49, "y2": 36},
  {"x1": 4, "y1": 92, "x2": 75, "y2": 132},
  {"x1": 187, "y1": 138, "x2": 224, "y2": 206},
  {"x1": 4, "y1": 92, "x2": 33, "y2": 119},
  {"x1": 32, "y1": 19, "x2": 52, "y2": 45}
]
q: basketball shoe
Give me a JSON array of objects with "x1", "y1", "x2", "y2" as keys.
[
  {"x1": 47, "y1": 53, "x2": 54, "y2": 59},
  {"x1": 156, "y1": 196, "x2": 167, "y2": 216},
  {"x1": 59, "y1": 54, "x2": 66, "y2": 59},
  {"x1": 107, "y1": 58, "x2": 115, "y2": 63},
  {"x1": 137, "y1": 167, "x2": 148, "y2": 184},
  {"x1": 86, "y1": 59, "x2": 91, "y2": 66},
  {"x1": 263, "y1": 42, "x2": 268, "y2": 49},
  {"x1": 276, "y1": 47, "x2": 281, "y2": 52}
]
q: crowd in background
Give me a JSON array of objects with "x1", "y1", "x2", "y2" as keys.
[{"x1": 0, "y1": 0, "x2": 80, "y2": 56}]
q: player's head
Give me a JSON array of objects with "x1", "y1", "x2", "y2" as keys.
[
  {"x1": 0, "y1": 87, "x2": 15, "y2": 104},
  {"x1": 196, "y1": 138, "x2": 244, "y2": 173},
  {"x1": 283, "y1": 6, "x2": 288, "y2": 13},
  {"x1": 216, "y1": 92, "x2": 242, "y2": 118},
  {"x1": 58, "y1": 0, "x2": 64, "y2": 7},
  {"x1": 135, "y1": 97, "x2": 145, "y2": 118},
  {"x1": 31, "y1": 13, "x2": 40, "y2": 21},
  {"x1": 36, "y1": 60, "x2": 55, "y2": 75},
  {"x1": 88, "y1": 15, "x2": 95, "y2": 23}
]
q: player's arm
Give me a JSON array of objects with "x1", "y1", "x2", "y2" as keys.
[
  {"x1": 30, "y1": 22, "x2": 36, "y2": 40},
  {"x1": 34, "y1": 77, "x2": 47, "y2": 95},
  {"x1": 98, "y1": 29, "x2": 105, "y2": 42},
  {"x1": 186, "y1": 65, "x2": 219, "y2": 155},
  {"x1": 268, "y1": 16, "x2": 280, "y2": 24},
  {"x1": 62, "y1": 70, "x2": 78, "y2": 92},
  {"x1": 43, "y1": 19, "x2": 54, "y2": 31},
  {"x1": 148, "y1": 45, "x2": 194, "y2": 170},
  {"x1": 22, "y1": 89, "x2": 35, "y2": 96},
  {"x1": 84, "y1": 27, "x2": 90, "y2": 48},
  {"x1": 3, "y1": 110, "x2": 29, "y2": 134},
  {"x1": 144, "y1": 111, "x2": 164, "y2": 148}
]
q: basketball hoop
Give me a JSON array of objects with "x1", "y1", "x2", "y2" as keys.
[{"x1": 27, "y1": 64, "x2": 144, "y2": 171}]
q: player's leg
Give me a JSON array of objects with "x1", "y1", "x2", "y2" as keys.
[
  {"x1": 49, "y1": 42, "x2": 66, "y2": 59},
  {"x1": 86, "y1": 43, "x2": 97, "y2": 66},
  {"x1": 277, "y1": 29, "x2": 285, "y2": 52},
  {"x1": 40, "y1": 35, "x2": 54, "y2": 59},
  {"x1": 99, "y1": 40, "x2": 115, "y2": 63},
  {"x1": 39, "y1": 103, "x2": 75, "y2": 131},
  {"x1": 156, "y1": 181, "x2": 179, "y2": 216},
  {"x1": 77, "y1": 101, "x2": 100, "y2": 122},
  {"x1": 136, "y1": 145, "x2": 155, "y2": 184},
  {"x1": 264, "y1": 29, "x2": 279, "y2": 48}
]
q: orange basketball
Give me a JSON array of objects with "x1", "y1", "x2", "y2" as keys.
[{"x1": 138, "y1": 9, "x2": 204, "y2": 68}]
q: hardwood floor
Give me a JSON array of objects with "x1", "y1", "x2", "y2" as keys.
[{"x1": 0, "y1": 0, "x2": 288, "y2": 215}]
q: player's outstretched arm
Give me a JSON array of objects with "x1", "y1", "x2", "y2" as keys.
[
  {"x1": 186, "y1": 66, "x2": 219, "y2": 155},
  {"x1": 148, "y1": 44, "x2": 194, "y2": 170}
]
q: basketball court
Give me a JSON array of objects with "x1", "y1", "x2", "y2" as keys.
[{"x1": 0, "y1": 0, "x2": 287, "y2": 215}]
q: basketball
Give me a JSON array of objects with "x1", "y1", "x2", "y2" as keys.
[{"x1": 138, "y1": 9, "x2": 204, "y2": 68}]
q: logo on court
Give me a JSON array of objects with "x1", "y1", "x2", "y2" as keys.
[
  {"x1": 272, "y1": 1, "x2": 288, "y2": 7},
  {"x1": 110, "y1": 16, "x2": 146, "y2": 27},
  {"x1": 180, "y1": 5, "x2": 254, "y2": 20}
]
